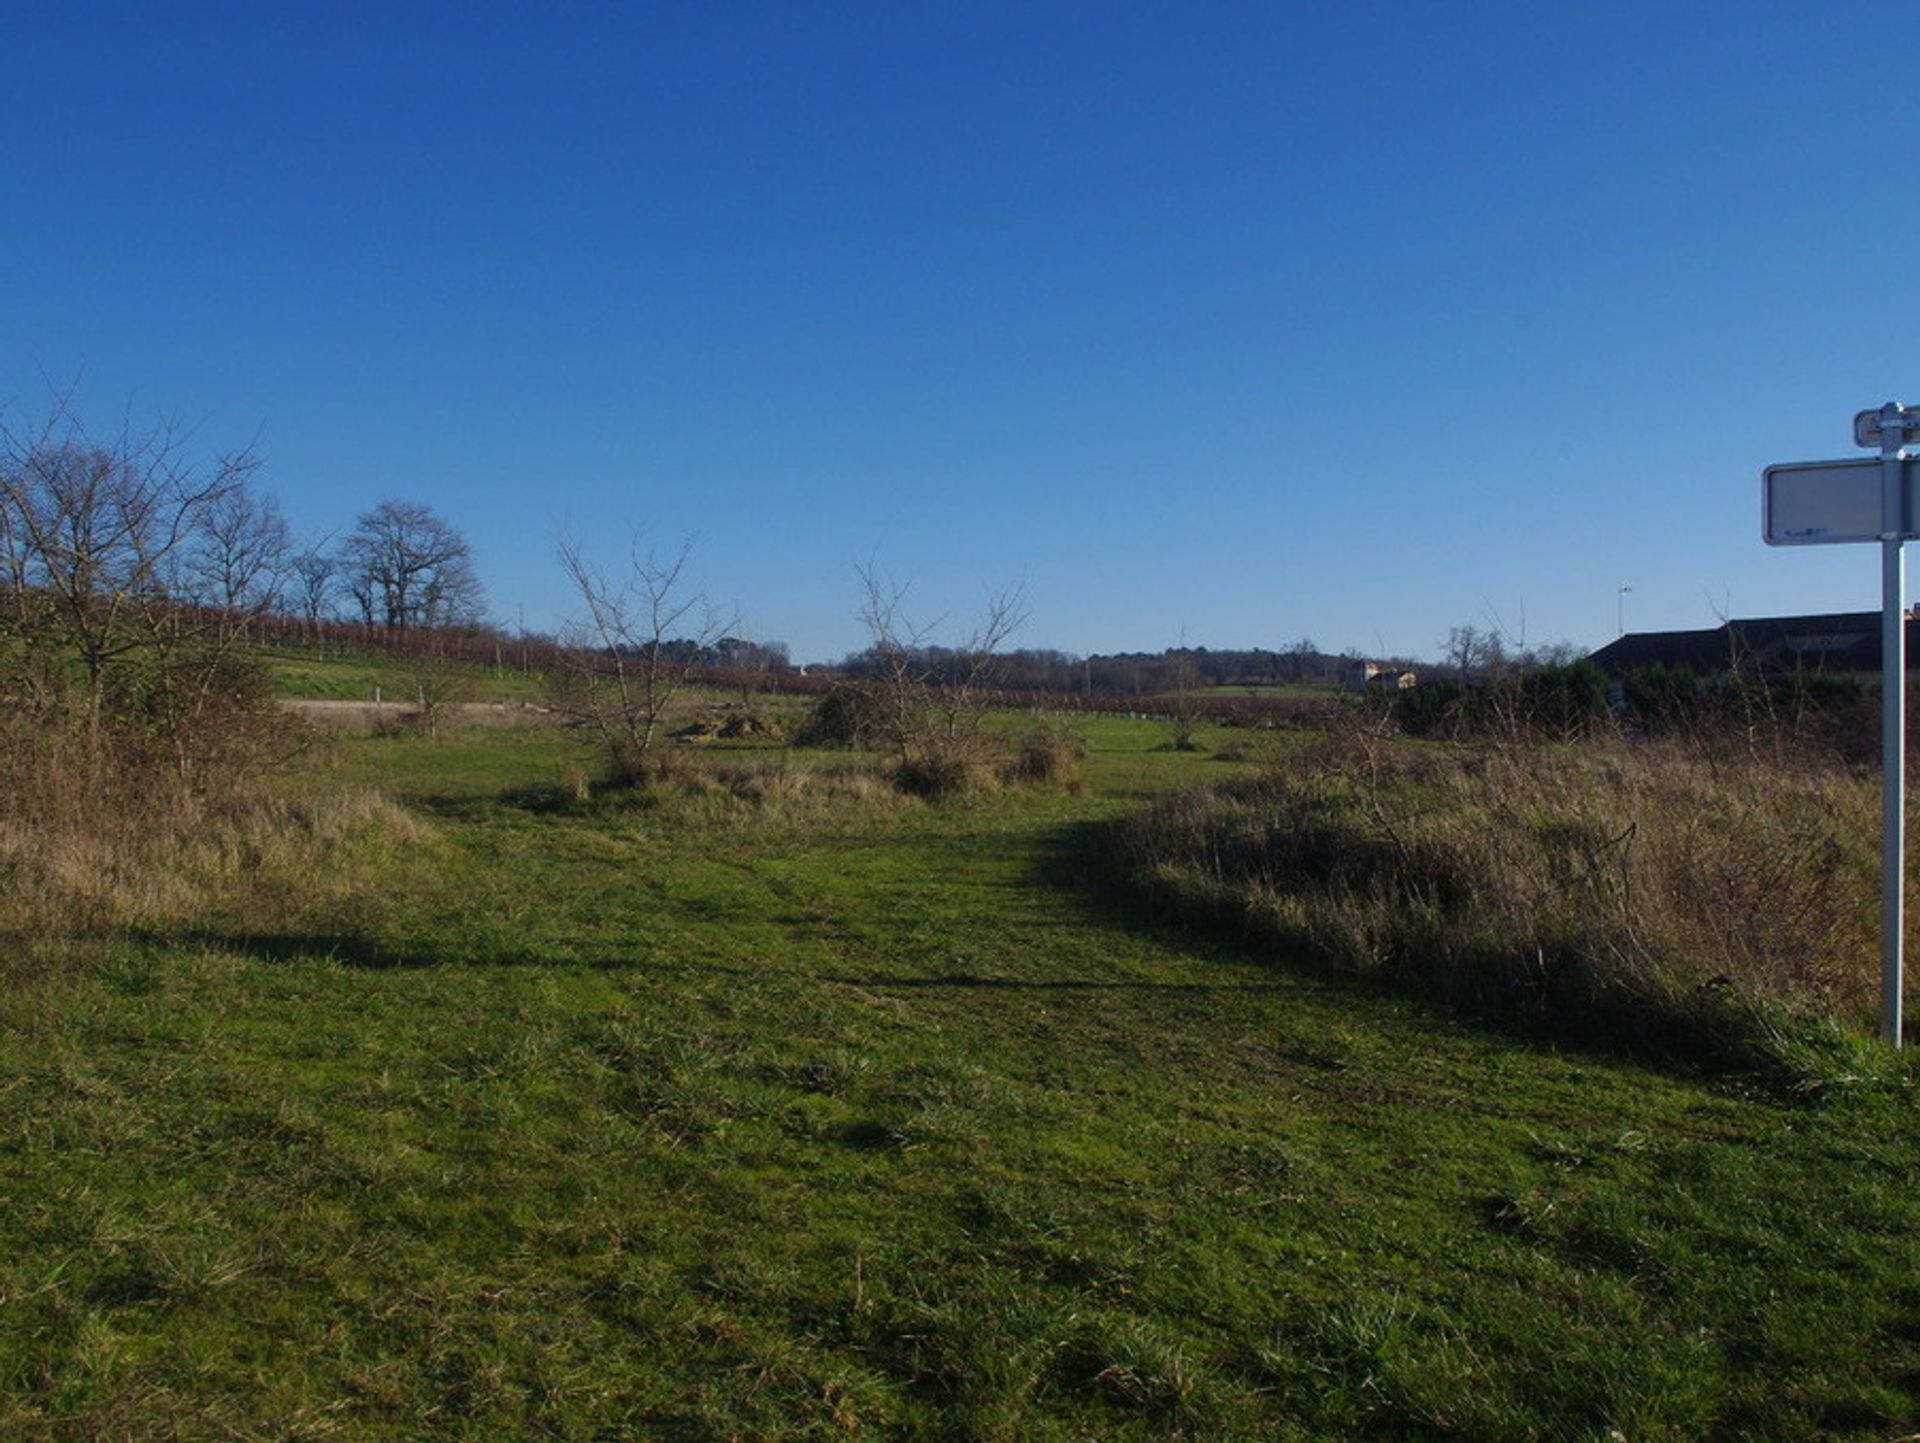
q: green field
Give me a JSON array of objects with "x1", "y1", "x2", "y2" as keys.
[
  {"x1": 4, "y1": 715, "x2": 1919, "y2": 1440},
  {"x1": 262, "y1": 646, "x2": 551, "y2": 704}
]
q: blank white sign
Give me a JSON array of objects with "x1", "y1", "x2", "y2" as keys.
[{"x1": 1763, "y1": 457, "x2": 1920, "y2": 545}]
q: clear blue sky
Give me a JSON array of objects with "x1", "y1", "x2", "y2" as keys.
[{"x1": 5, "y1": 1, "x2": 1915, "y2": 664}]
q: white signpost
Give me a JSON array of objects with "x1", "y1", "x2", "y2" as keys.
[
  {"x1": 1764, "y1": 457, "x2": 1920, "y2": 546},
  {"x1": 1763, "y1": 402, "x2": 1920, "y2": 1046}
]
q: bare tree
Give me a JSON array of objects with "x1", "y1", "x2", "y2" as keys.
[
  {"x1": 1443, "y1": 624, "x2": 1508, "y2": 684},
  {"x1": 290, "y1": 544, "x2": 338, "y2": 628},
  {"x1": 0, "y1": 398, "x2": 251, "y2": 714},
  {"x1": 0, "y1": 394, "x2": 288, "y2": 789},
  {"x1": 1166, "y1": 649, "x2": 1206, "y2": 751},
  {"x1": 551, "y1": 534, "x2": 727, "y2": 786},
  {"x1": 855, "y1": 563, "x2": 1024, "y2": 790},
  {"x1": 340, "y1": 500, "x2": 482, "y2": 632},
  {"x1": 183, "y1": 477, "x2": 290, "y2": 614},
  {"x1": 1284, "y1": 635, "x2": 1319, "y2": 685},
  {"x1": 402, "y1": 640, "x2": 480, "y2": 739},
  {"x1": 712, "y1": 634, "x2": 788, "y2": 707}
]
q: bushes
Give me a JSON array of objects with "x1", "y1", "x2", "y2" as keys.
[
  {"x1": 893, "y1": 750, "x2": 1002, "y2": 799},
  {"x1": 1389, "y1": 662, "x2": 1612, "y2": 739},
  {"x1": 0, "y1": 707, "x2": 422, "y2": 976},
  {"x1": 792, "y1": 684, "x2": 891, "y2": 749},
  {"x1": 1001, "y1": 724, "x2": 1085, "y2": 786},
  {"x1": 1386, "y1": 660, "x2": 1879, "y2": 765},
  {"x1": 796, "y1": 684, "x2": 1084, "y2": 797},
  {"x1": 1620, "y1": 664, "x2": 1878, "y2": 762},
  {"x1": 1111, "y1": 735, "x2": 1881, "y2": 1061},
  {"x1": 889, "y1": 727, "x2": 1084, "y2": 799}
]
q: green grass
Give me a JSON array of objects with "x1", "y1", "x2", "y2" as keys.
[
  {"x1": 4, "y1": 719, "x2": 1919, "y2": 1439},
  {"x1": 262, "y1": 645, "x2": 550, "y2": 703}
]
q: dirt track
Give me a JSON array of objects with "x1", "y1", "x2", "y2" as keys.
[{"x1": 280, "y1": 699, "x2": 553, "y2": 729}]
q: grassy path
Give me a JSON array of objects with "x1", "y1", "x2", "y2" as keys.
[{"x1": 3, "y1": 725, "x2": 1919, "y2": 1439}]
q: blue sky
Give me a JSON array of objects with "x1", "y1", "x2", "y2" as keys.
[{"x1": 4, "y1": 1, "x2": 1916, "y2": 664}]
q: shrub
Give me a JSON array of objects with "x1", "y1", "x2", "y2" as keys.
[
  {"x1": 792, "y1": 684, "x2": 891, "y2": 749},
  {"x1": 1111, "y1": 736, "x2": 1881, "y2": 1062},
  {"x1": 1617, "y1": 664, "x2": 1876, "y2": 762},
  {"x1": 604, "y1": 734, "x2": 697, "y2": 789},
  {"x1": 999, "y1": 724, "x2": 1085, "y2": 785},
  {"x1": 1389, "y1": 663, "x2": 1612, "y2": 741},
  {"x1": 1621, "y1": 663, "x2": 1700, "y2": 735},
  {"x1": 893, "y1": 750, "x2": 1001, "y2": 800},
  {"x1": 1391, "y1": 679, "x2": 1472, "y2": 737},
  {"x1": 797, "y1": 685, "x2": 1081, "y2": 799},
  {"x1": 1514, "y1": 659, "x2": 1612, "y2": 738},
  {"x1": 0, "y1": 709, "x2": 423, "y2": 979}
]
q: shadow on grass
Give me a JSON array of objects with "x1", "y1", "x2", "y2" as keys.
[
  {"x1": 156, "y1": 927, "x2": 1303, "y2": 999},
  {"x1": 1021, "y1": 816, "x2": 1872, "y2": 1099},
  {"x1": 143, "y1": 803, "x2": 1876, "y2": 1099},
  {"x1": 154, "y1": 930, "x2": 438, "y2": 970}
]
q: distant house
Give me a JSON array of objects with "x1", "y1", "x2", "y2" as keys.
[
  {"x1": 1344, "y1": 660, "x2": 1418, "y2": 691},
  {"x1": 1589, "y1": 610, "x2": 1920, "y2": 679}
]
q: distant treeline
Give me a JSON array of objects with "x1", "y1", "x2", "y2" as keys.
[
  {"x1": 836, "y1": 642, "x2": 1369, "y2": 695},
  {"x1": 255, "y1": 606, "x2": 1376, "y2": 700}
]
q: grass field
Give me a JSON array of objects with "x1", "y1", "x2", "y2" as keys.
[
  {"x1": 4, "y1": 714, "x2": 1919, "y2": 1440},
  {"x1": 262, "y1": 646, "x2": 551, "y2": 704}
]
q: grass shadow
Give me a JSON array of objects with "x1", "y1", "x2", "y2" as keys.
[
  {"x1": 151, "y1": 929, "x2": 439, "y2": 970},
  {"x1": 1022, "y1": 815, "x2": 1869, "y2": 1100},
  {"x1": 170, "y1": 924, "x2": 1312, "y2": 1002}
]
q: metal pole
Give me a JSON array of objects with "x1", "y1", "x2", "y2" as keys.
[{"x1": 1880, "y1": 411, "x2": 1908, "y2": 1047}]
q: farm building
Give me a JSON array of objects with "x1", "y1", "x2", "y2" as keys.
[{"x1": 1589, "y1": 609, "x2": 1920, "y2": 679}]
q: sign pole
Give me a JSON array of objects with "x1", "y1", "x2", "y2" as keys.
[
  {"x1": 1763, "y1": 403, "x2": 1920, "y2": 1045},
  {"x1": 1878, "y1": 410, "x2": 1909, "y2": 1047}
]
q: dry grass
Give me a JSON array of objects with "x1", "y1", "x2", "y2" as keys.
[
  {"x1": 999, "y1": 724, "x2": 1086, "y2": 786},
  {"x1": 891, "y1": 747, "x2": 1006, "y2": 799},
  {"x1": 544, "y1": 753, "x2": 910, "y2": 821},
  {"x1": 1115, "y1": 728, "x2": 1884, "y2": 1054},
  {"x1": 0, "y1": 717, "x2": 430, "y2": 979},
  {"x1": 690, "y1": 757, "x2": 902, "y2": 810}
]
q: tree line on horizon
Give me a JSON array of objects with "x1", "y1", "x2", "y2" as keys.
[{"x1": 2, "y1": 393, "x2": 1594, "y2": 706}]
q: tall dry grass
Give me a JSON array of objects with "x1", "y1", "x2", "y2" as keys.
[
  {"x1": 1115, "y1": 727, "x2": 1884, "y2": 1058},
  {"x1": 0, "y1": 715, "x2": 428, "y2": 980}
]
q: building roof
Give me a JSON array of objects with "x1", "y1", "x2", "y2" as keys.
[
  {"x1": 1587, "y1": 627, "x2": 1731, "y2": 675},
  {"x1": 1589, "y1": 611, "x2": 1920, "y2": 676}
]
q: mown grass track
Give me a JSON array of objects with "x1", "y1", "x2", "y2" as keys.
[{"x1": 3, "y1": 719, "x2": 1919, "y2": 1440}]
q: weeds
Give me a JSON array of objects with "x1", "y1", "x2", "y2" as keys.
[
  {"x1": 1001, "y1": 724, "x2": 1086, "y2": 786},
  {"x1": 0, "y1": 711, "x2": 427, "y2": 980},
  {"x1": 798, "y1": 689, "x2": 1086, "y2": 797},
  {"x1": 1113, "y1": 731, "x2": 1885, "y2": 1064}
]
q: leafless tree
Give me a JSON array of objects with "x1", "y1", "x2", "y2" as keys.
[
  {"x1": 551, "y1": 533, "x2": 727, "y2": 785},
  {"x1": 1443, "y1": 624, "x2": 1509, "y2": 684},
  {"x1": 402, "y1": 640, "x2": 480, "y2": 739},
  {"x1": 0, "y1": 394, "x2": 291, "y2": 790},
  {"x1": 1284, "y1": 635, "x2": 1319, "y2": 685},
  {"x1": 0, "y1": 398, "x2": 252, "y2": 714},
  {"x1": 290, "y1": 544, "x2": 338, "y2": 627},
  {"x1": 183, "y1": 476, "x2": 290, "y2": 614},
  {"x1": 1166, "y1": 649, "x2": 1206, "y2": 751},
  {"x1": 712, "y1": 634, "x2": 788, "y2": 707},
  {"x1": 855, "y1": 563, "x2": 1025, "y2": 787},
  {"x1": 340, "y1": 500, "x2": 482, "y2": 631}
]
